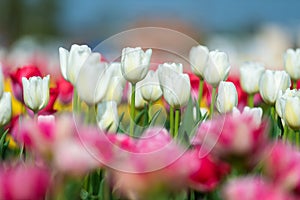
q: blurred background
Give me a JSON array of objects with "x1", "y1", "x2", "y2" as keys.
[{"x1": 1, "y1": 0, "x2": 300, "y2": 71}]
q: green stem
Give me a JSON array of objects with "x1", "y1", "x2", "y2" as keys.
[
  {"x1": 170, "y1": 106, "x2": 174, "y2": 136},
  {"x1": 174, "y1": 109, "x2": 180, "y2": 139},
  {"x1": 283, "y1": 125, "x2": 288, "y2": 143},
  {"x1": 210, "y1": 87, "x2": 217, "y2": 119},
  {"x1": 148, "y1": 101, "x2": 152, "y2": 122},
  {"x1": 130, "y1": 84, "x2": 136, "y2": 137},
  {"x1": 296, "y1": 130, "x2": 300, "y2": 147},
  {"x1": 293, "y1": 80, "x2": 298, "y2": 89},
  {"x1": 198, "y1": 78, "x2": 204, "y2": 106},
  {"x1": 73, "y1": 89, "x2": 80, "y2": 113},
  {"x1": 247, "y1": 93, "x2": 254, "y2": 108},
  {"x1": 87, "y1": 105, "x2": 96, "y2": 124}
]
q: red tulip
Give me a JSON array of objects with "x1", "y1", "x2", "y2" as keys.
[
  {"x1": 10, "y1": 65, "x2": 42, "y2": 102},
  {"x1": 56, "y1": 76, "x2": 73, "y2": 104}
]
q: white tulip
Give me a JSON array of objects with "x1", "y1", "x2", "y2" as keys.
[
  {"x1": 284, "y1": 48, "x2": 300, "y2": 80},
  {"x1": 240, "y1": 62, "x2": 265, "y2": 94},
  {"x1": 76, "y1": 53, "x2": 113, "y2": 105},
  {"x1": 139, "y1": 70, "x2": 162, "y2": 102},
  {"x1": 189, "y1": 45, "x2": 209, "y2": 77},
  {"x1": 59, "y1": 44, "x2": 92, "y2": 85},
  {"x1": 128, "y1": 83, "x2": 147, "y2": 109},
  {"x1": 103, "y1": 62, "x2": 126, "y2": 104},
  {"x1": 232, "y1": 106, "x2": 263, "y2": 127},
  {"x1": 97, "y1": 101, "x2": 119, "y2": 132},
  {"x1": 22, "y1": 75, "x2": 50, "y2": 112},
  {"x1": 121, "y1": 47, "x2": 152, "y2": 84},
  {"x1": 276, "y1": 89, "x2": 300, "y2": 130},
  {"x1": 158, "y1": 65, "x2": 191, "y2": 108},
  {"x1": 158, "y1": 62, "x2": 183, "y2": 75},
  {"x1": 259, "y1": 70, "x2": 291, "y2": 105},
  {"x1": 0, "y1": 92, "x2": 12, "y2": 126},
  {"x1": 216, "y1": 81, "x2": 238, "y2": 113},
  {"x1": 203, "y1": 50, "x2": 231, "y2": 87},
  {"x1": 0, "y1": 64, "x2": 3, "y2": 98}
]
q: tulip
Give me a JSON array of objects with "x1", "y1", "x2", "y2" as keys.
[
  {"x1": 261, "y1": 142, "x2": 300, "y2": 194},
  {"x1": 59, "y1": 44, "x2": 92, "y2": 85},
  {"x1": 193, "y1": 113, "x2": 268, "y2": 168},
  {"x1": 139, "y1": 70, "x2": 162, "y2": 102},
  {"x1": 56, "y1": 76, "x2": 73, "y2": 104},
  {"x1": 76, "y1": 53, "x2": 113, "y2": 105},
  {"x1": 232, "y1": 106, "x2": 263, "y2": 127},
  {"x1": 0, "y1": 165, "x2": 51, "y2": 200},
  {"x1": 97, "y1": 101, "x2": 119, "y2": 132},
  {"x1": 216, "y1": 81, "x2": 238, "y2": 113},
  {"x1": 240, "y1": 62, "x2": 265, "y2": 94},
  {"x1": 157, "y1": 62, "x2": 183, "y2": 75},
  {"x1": 259, "y1": 70, "x2": 291, "y2": 105},
  {"x1": 121, "y1": 47, "x2": 152, "y2": 84},
  {"x1": 203, "y1": 50, "x2": 231, "y2": 88},
  {"x1": 276, "y1": 89, "x2": 300, "y2": 130},
  {"x1": 157, "y1": 63, "x2": 190, "y2": 108},
  {"x1": 0, "y1": 92, "x2": 12, "y2": 126},
  {"x1": 10, "y1": 65, "x2": 42, "y2": 102},
  {"x1": 189, "y1": 45, "x2": 209, "y2": 78},
  {"x1": 284, "y1": 48, "x2": 300, "y2": 81},
  {"x1": 103, "y1": 62, "x2": 126, "y2": 104},
  {"x1": 223, "y1": 176, "x2": 290, "y2": 200},
  {"x1": 22, "y1": 75, "x2": 50, "y2": 113}
]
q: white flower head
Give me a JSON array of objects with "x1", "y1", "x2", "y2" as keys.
[
  {"x1": 22, "y1": 75, "x2": 50, "y2": 112},
  {"x1": 59, "y1": 44, "x2": 92, "y2": 85},
  {"x1": 203, "y1": 50, "x2": 231, "y2": 87},
  {"x1": 121, "y1": 47, "x2": 152, "y2": 84},
  {"x1": 189, "y1": 45, "x2": 209, "y2": 77}
]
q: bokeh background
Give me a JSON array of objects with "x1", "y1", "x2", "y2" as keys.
[{"x1": 1, "y1": 0, "x2": 300, "y2": 71}]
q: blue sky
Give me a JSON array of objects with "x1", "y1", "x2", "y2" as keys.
[{"x1": 56, "y1": 0, "x2": 300, "y2": 38}]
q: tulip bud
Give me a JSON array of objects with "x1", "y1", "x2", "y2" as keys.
[
  {"x1": 97, "y1": 101, "x2": 119, "y2": 132},
  {"x1": 22, "y1": 75, "x2": 50, "y2": 113},
  {"x1": 276, "y1": 89, "x2": 300, "y2": 130},
  {"x1": 158, "y1": 62, "x2": 183, "y2": 74},
  {"x1": 139, "y1": 70, "x2": 162, "y2": 102},
  {"x1": 284, "y1": 48, "x2": 300, "y2": 80},
  {"x1": 59, "y1": 44, "x2": 92, "y2": 85},
  {"x1": 240, "y1": 62, "x2": 265, "y2": 94},
  {"x1": 203, "y1": 50, "x2": 231, "y2": 87},
  {"x1": 216, "y1": 81, "x2": 238, "y2": 113},
  {"x1": 0, "y1": 92, "x2": 12, "y2": 126},
  {"x1": 76, "y1": 53, "x2": 113, "y2": 105},
  {"x1": 158, "y1": 63, "x2": 191, "y2": 108},
  {"x1": 121, "y1": 47, "x2": 152, "y2": 84},
  {"x1": 102, "y1": 63, "x2": 126, "y2": 104},
  {"x1": 189, "y1": 45, "x2": 209, "y2": 77},
  {"x1": 259, "y1": 70, "x2": 291, "y2": 105}
]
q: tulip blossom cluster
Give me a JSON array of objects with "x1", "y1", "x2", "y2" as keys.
[{"x1": 0, "y1": 40, "x2": 300, "y2": 200}]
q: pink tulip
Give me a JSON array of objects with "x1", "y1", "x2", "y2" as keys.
[
  {"x1": 193, "y1": 113, "x2": 268, "y2": 167},
  {"x1": 223, "y1": 176, "x2": 293, "y2": 200},
  {"x1": 188, "y1": 146, "x2": 230, "y2": 192},
  {"x1": 262, "y1": 142, "x2": 300, "y2": 195},
  {"x1": 0, "y1": 165, "x2": 51, "y2": 200},
  {"x1": 107, "y1": 128, "x2": 194, "y2": 199}
]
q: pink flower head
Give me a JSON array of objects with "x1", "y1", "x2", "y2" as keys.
[
  {"x1": 12, "y1": 114, "x2": 76, "y2": 156},
  {"x1": 223, "y1": 176, "x2": 293, "y2": 200},
  {"x1": 0, "y1": 165, "x2": 51, "y2": 200},
  {"x1": 262, "y1": 142, "x2": 300, "y2": 195},
  {"x1": 193, "y1": 113, "x2": 268, "y2": 167},
  {"x1": 187, "y1": 146, "x2": 230, "y2": 192},
  {"x1": 107, "y1": 128, "x2": 195, "y2": 199}
]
